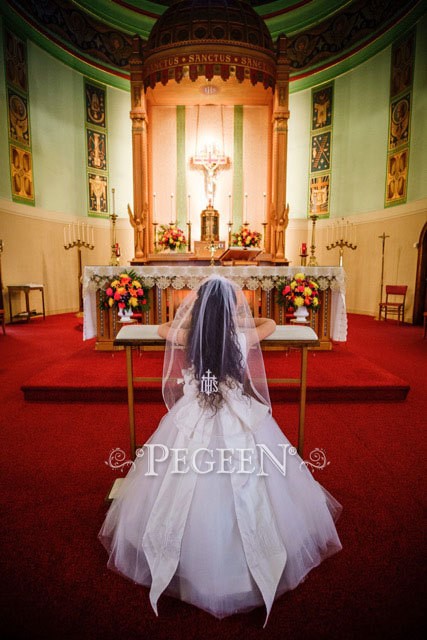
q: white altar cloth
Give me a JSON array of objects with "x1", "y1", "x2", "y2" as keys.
[{"x1": 82, "y1": 265, "x2": 347, "y2": 342}]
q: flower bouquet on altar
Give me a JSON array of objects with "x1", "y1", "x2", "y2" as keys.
[
  {"x1": 231, "y1": 226, "x2": 262, "y2": 248},
  {"x1": 276, "y1": 272, "x2": 320, "y2": 322},
  {"x1": 100, "y1": 270, "x2": 150, "y2": 321},
  {"x1": 157, "y1": 224, "x2": 187, "y2": 251}
]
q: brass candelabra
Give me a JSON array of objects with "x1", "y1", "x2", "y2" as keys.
[
  {"x1": 64, "y1": 229, "x2": 94, "y2": 313},
  {"x1": 326, "y1": 239, "x2": 357, "y2": 266}
]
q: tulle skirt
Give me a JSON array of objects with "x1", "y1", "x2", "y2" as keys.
[{"x1": 99, "y1": 406, "x2": 342, "y2": 620}]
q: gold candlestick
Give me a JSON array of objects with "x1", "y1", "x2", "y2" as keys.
[
  {"x1": 109, "y1": 188, "x2": 119, "y2": 266},
  {"x1": 308, "y1": 214, "x2": 319, "y2": 266},
  {"x1": 228, "y1": 222, "x2": 233, "y2": 247},
  {"x1": 186, "y1": 221, "x2": 192, "y2": 252},
  {"x1": 152, "y1": 222, "x2": 158, "y2": 251},
  {"x1": 261, "y1": 222, "x2": 268, "y2": 250},
  {"x1": 206, "y1": 239, "x2": 221, "y2": 266}
]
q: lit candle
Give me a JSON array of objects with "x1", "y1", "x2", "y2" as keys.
[
  {"x1": 301, "y1": 243, "x2": 307, "y2": 255},
  {"x1": 263, "y1": 192, "x2": 267, "y2": 223},
  {"x1": 153, "y1": 193, "x2": 157, "y2": 223},
  {"x1": 228, "y1": 194, "x2": 232, "y2": 224},
  {"x1": 187, "y1": 194, "x2": 191, "y2": 223},
  {"x1": 91, "y1": 226, "x2": 94, "y2": 246},
  {"x1": 244, "y1": 193, "x2": 248, "y2": 224},
  {"x1": 170, "y1": 193, "x2": 174, "y2": 223},
  {"x1": 63, "y1": 226, "x2": 67, "y2": 246}
]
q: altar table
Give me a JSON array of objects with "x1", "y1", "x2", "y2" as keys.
[
  {"x1": 114, "y1": 323, "x2": 320, "y2": 459},
  {"x1": 83, "y1": 265, "x2": 347, "y2": 350}
]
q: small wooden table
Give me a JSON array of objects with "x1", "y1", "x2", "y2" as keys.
[
  {"x1": 114, "y1": 324, "x2": 319, "y2": 460},
  {"x1": 8, "y1": 284, "x2": 46, "y2": 323}
]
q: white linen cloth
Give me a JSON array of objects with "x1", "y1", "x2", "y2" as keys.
[{"x1": 83, "y1": 265, "x2": 347, "y2": 342}]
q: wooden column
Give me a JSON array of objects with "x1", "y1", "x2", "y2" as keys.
[
  {"x1": 270, "y1": 35, "x2": 290, "y2": 263},
  {"x1": 129, "y1": 36, "x2": 149, "y2": 262}
]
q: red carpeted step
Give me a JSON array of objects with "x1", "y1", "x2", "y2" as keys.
[{"x1": 21, "y1": 341, "x2": 410, "y2": 403}]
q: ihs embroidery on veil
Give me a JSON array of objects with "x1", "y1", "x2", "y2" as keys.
[{"x1": 200, "y1": 370, "x2": 218, "y2": 396}]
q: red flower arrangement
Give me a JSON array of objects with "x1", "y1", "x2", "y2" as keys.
[
  {"x1": 100, "y1": 270, "x2": 150, "y2": 313},
  {"x1": 157, "y1": 224, "x2": 187, "y2": 251},
  {"x1": 231, "y1": 226, "x2": 262, "y2": 248},
  {"x1": 276, "y1": 272, "x2": 320, "y2": 310}
]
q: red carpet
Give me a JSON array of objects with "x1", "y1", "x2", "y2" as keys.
[
  {"x1": 0, "y1": 313, "x2": 426, "y2": 640},
  {"x1": 21, "y1": 335, "x2": 409, "y2": 403}
]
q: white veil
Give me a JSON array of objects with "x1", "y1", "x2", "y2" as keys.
[{"x1": 162, "y1": 275, "x2": 271, "y2": 413}]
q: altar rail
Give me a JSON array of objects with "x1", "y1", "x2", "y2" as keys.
[{"x1": 83, "y1": 266, "x2": 347, "y2": 350}]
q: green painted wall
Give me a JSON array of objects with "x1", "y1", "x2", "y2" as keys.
[
  {"x1": 408, "y1": 13, "x2": 427, "y2": 202},
  {"x1": 0, "y1": 27, "x2": 132, "y2": 219},
  {"x1": 288, "y1": 15, "x2": 427, "y2": 219},
  {"x1": 28, "y1": 40, "x2": 86, "y2": 216},
  {"x1": 331, "y1": 47, "x2": 390, "y2": 218}
]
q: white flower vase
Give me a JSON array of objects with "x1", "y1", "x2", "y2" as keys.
[
  {"x1": 118, "y1": 307, "x2": 134, "y2": 323},
  {"x1": 293, "y1": 305, "x2": 310, "y2": 323}
]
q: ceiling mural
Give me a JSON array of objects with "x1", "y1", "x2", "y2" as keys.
[{"x1": 1, "y1": 0, "x2": 424, "y2": 90}]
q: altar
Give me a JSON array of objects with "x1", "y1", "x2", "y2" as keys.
[{"x1": 83, "y1": 265, "x2": 347, "y2": 350}]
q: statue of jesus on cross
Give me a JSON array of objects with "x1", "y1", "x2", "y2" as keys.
[{"x1": 191, "y1": 144, "x2": 230, "y2": 207}]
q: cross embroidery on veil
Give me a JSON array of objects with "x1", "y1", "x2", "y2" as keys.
[{"x1": 200, "y1": 370, "x2": 218, "y2": 395}]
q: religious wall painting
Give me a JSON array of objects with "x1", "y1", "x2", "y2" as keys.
[
  {"x1": 389, "y1": 94, "x2": 411, "y2": 150},
  {"x1": 385, "y1": 29, "x2": 415, "y2": 207},
  {"x1": 309, "y1": 174, "x2": 330, "y2": 217},
  {"x1": 85, "y1": 81, "x2": 106, "y2": 128},
  {"x1": 312, "y1": 84, "x2": 333, "y2": 130},
  {"x1": 390, "y1": 30, "x2": 415, "y2": 98},
  {"x1": 311, "y1": 131, "x2": 331, "y2": 173},
  {"x1": 10, "y1": 145, "x2": 34, "y2": 202},
  {"x1": 88, "y1": 173, "x2": 108, "y2": 215},
  {"x1": 86, "y1": 129, "x2": 107, "y2": 171},
  {"x1": 4, "y1": 29, "x2": 28, "y2": 93},
  {"x1": 8, "y1": 90, "x2": 30, "y2": 146},
  {"x1": 385, "y1": 149, "x2": 408, "y2": 206}
]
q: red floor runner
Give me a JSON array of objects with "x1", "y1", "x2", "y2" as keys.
[{"x1": 21, "y1": 336, "x2": 409, "y2": 403}]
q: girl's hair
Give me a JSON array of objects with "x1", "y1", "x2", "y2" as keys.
[{"x1": 186, "y1": 278, "x2": 245, "y2": 408}]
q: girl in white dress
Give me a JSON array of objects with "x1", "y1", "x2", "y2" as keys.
[{"x1": 99, "y1": 275, "x2": 342, "y2": 625}]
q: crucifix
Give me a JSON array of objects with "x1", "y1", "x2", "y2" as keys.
[{"x1": 191, "y1": 144, "x2": 230, "y2": 208}]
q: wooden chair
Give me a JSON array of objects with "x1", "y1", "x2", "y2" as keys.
[{"x1": 378, "y1": 285, "x2": 408, "y2": 324}]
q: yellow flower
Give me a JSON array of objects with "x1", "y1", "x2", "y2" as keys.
[
  {"x1": 312, "y1": 298, "x2": 319, "y2": 307},
  {"x1": 304, "y1": 287, "x2": 312, "y2": 296},
  {"x1": 111, "y1": 280, "x2": 119, "y2": 288},
  {"x1": 108, "y1": 298, "x2": 114, "y2": 307},
  {"x1": 294, "y1": 296, "x2": 304, "y2": 307},
  {"x1": 132, "y1": 280, "x2": 141, "y2": 288},
  {"x1": 294, "y1": 272, "x2": 305, "y2": 281},
  {"x1": 130, "y1": 297, "x2": 139, "y2": 307}
]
